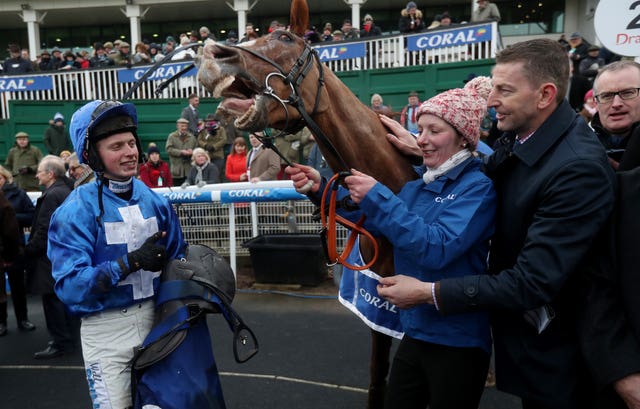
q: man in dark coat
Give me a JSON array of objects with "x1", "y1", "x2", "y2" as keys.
[
  {"x1": 0, "y1": 190, "x2": 21, "y2": 336},
  {"x1": 26, "y1": 155, "x2": 78, "y2": 359},
  {"x1": 378, "y1": 39, "x2": 615, "y2": 409},
  {"x1": 181, "y1": 93, "x2": 200, "y2": 137},
  {"x1": 43, "y1": 112, "x2": 73, "y2": 156},
  {"x1": 0, "y1": 165, "x2": 36, "y2": 335},
  {"x1": 577, "y1": 60, "x2": 640, "y2": 409},
  {"x1": 3, "y1": 43, "x2": 33, "y2": 74}
]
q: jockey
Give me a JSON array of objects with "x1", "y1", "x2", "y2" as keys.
[{"x1": 48, "y1": 99, "x2": 186, "y2": 409}]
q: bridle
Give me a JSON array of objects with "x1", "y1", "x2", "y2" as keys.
[
  {"x1": 230, "y1": 33, "x2": 378, "y2": 268},
  {"x1": 228, "y1": 31, "x2": 351, "y2": 170},
  {"x1": 123, "y1": 35, "x2": 378, "y2": 268}
]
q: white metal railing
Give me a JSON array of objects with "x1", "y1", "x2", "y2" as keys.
[
  {"x1": 0, "y1": 22, "x2": 500, "y2": 119},
  {"x1": 27, "y1": 180, "x2": 349, "y2": 274}
]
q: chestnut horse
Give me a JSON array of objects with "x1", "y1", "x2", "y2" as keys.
[{"x1": 197, "y1": 0, "x2": 416, "y2": 407}]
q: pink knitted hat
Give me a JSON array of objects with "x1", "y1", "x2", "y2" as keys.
[{"x1": 418, "y1": 76, "x2": 492, "y2": 149}]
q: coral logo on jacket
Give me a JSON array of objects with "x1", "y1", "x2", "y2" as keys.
[{"x1": 435, "y1": 193, "x2": 456, "y2": 203}]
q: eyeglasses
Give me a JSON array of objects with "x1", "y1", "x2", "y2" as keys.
[{"x1": 594, "y1": 87, "x2": 640, "y2": 104}]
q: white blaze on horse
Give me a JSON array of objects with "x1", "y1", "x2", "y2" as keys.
[{"x1": 196, "y1": 0, "x2": 417, "y2": 407}]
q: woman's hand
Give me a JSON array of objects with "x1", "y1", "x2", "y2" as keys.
[
  {"x1": 379, "y1": 114, "x2": 421, "y2": 157},
  {"x1": 285, "y1": 164, "x2": 321, "y2": 193},
  {"x1": 344, "y1": 169, "x2": 376, "y2": 204}
]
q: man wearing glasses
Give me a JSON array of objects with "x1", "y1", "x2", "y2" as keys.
[
  {"x1": 579, "y1": 60, "x2": 640, "y2": 409},
  {"x1": 590, "y1": 60, "x2": 640, "y2": 170}
]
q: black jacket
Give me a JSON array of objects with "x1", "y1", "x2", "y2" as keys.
[
  {"x1": 2, "y1": 182, "x2": 35, "y2": 244},
  {"x1": 439, "y1": 101, "x2": 615, "y2": 408},
  {"x1": 26, "y1": 179, "x2": 71, "y2": 294},
  {"x1": 578, "y1": 167, "x2": 640, "y2": 403}
]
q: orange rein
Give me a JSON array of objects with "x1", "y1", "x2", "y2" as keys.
[{"x1": 319, "y1": 173, "x2": 379, "y2": 271}]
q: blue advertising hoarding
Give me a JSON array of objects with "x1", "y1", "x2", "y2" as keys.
[
  {"x1": 406, "y1": 23, "x2": 493, "y2": 51},
  {"x1": 314, "y1": 42, "x2": 367, "y2": 62},
  {"x1": 117, "y1": 62, "x2": 197, "y2": 83},
  {"x1": 0, "y1": 75, "x2": 53, "y2": 92}
]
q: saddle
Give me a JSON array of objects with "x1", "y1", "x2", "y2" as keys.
[{"x1": 131, "y1": 244, "x2": 258, "y2": 409}]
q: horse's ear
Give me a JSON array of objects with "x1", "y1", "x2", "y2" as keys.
[{"x1": 289, "y1": 0, "x2": 309, "y2": 37}]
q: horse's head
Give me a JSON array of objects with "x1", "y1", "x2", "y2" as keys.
[{"x1": 197, "y1": 29, "x2": 325, "y2": 133}]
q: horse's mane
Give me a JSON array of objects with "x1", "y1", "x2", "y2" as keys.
[{"x1": 289, "y1": 0, "x2": 309, "y2": 37}]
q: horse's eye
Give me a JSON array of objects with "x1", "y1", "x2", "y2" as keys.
[{"x1": 278, "y1": 33, "x2": 292, "y2": 42}]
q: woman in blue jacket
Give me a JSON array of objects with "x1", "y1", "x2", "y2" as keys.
[{"x1": 287, "y1": 77, "x2": 496, "y2": 409}]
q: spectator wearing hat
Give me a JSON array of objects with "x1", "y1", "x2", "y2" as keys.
[
  {"x1": 579, "y1": 45, "x2": 605, "y2": 85},
  {"x1": 287, "y1": 77, "x2": 497, "y2": 409},
  {"x1": 579, "y1": 88, "x2": 597, "y2": 124},
  {"x1": 89, "y1": 43, "x2": 115, "y2": 68},
  {"x1": 4, "y1": 44, "x2": 33, "y2": 74},
  {"x1": 58, "y1": 50, "x2": 81, "y2": 71},
  {"x1": 332, "y1": 30, "x2": 345, "y2": 41},
  {"x1": 360, "y1": 14, "x2": 382, "y2": 37},
  {"x1": 139, "y1": 144, "x2": 173, "y2": 188},
  {"x1": 165, "y1": 117, "x2": 197, "y2": 186},
  {"x1": 321, "y1": 23, "x2": 333, "y2": 42},
  {"x1": 44, "y1": 112, "x2": 73, "y2": 156},
  {"x1": 471, "y1": 0, "x2": 501, "y2": 23},
  {"x1": 438, "y1": 12, "x2": 454, "y2": 27},
  {"x1": 103, "y1": 41, "x2": 115, "y2": 56},
  {"x1": 568, "y1": 32, "x2": 592, "y2": 77},
  {"x1": 111, "y1": 41, "x2": 132, "y2": 67},
  {"x1": 399, "y1": 2, "x2": 425, "y2": 34},
  {"x1": 400, "y1": 91, "x2": 422, "y2": 134},
  {"x1": 199, "y1": 26, "x2": 214, "y2": 43},
  {"x1": 148, "y1": 43, "x2": 165, "y2": 63},
  {"x1": 5, "y1": 132, "x2": 43, "y2": 192},
  {"x1": 197, "y1": 114, "x2": 227, "y2": 182},
  {"x1": 341, "y1": 19, "x2": 359, "y2": 40},
  {"x1": 38, "y1": 50, "x2": 52, "y2": 71},
  {"x1": 163, "y1": 36, "x2": 176, "y2": 55},
  {"x1": 226, "y1": 30, "x2": 238, "y2": 45},
  {"x1": 46, "y1": 47, "x2": 64, "y2": 71}
]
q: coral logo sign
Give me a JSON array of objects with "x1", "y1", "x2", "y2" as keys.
[
  {"x1": 595, "y1": 0, "x2": 640, "y2": 57},
  {"x1": 118, "y1": 62, "x2": 196, "y2": 83},
  {"x1": 0, "y1": 75, "x2": 53, "y2": 92},
  {"x1": 314, "y1": 43, "x2": 366, "y2": 61},
  {"x1": 407, "y1": 24, "x2": 492, "y2": 51}
]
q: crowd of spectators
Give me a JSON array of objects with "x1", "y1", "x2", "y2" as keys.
[
  {"x1": 0, "y1": 25, "x2": 219, "y2": 74},
  {"x1": 1, "y1": 1, "x2": 504, "y2": 72}
]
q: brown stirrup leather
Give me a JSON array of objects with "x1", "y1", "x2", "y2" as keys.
[{"x1": 320, "y1": 173, "x2": 379, "y2": 271}]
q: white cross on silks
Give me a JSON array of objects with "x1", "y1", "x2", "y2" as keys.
[{"x1": 104, "y1": 204, "x2": 160, "y2": 300}]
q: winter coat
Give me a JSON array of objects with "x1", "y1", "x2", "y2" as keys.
[
  {"x1": 5, "y1": 143, "x2": 43, "y2": 191},
  {"x1": 2, "y1": 182, "x2": 35, "y2": 242},
  {"x1": 439, "y1": 101, "x2": 615, "y2": 407},
  {"x1": 139, "y1": 160, "x2": 173, "y2": 188},
  {"x1": 165, "y1": 131, "x2": 198, "y2": 180},
  {"x1": 26, "y1": 179, "x2": 71, "y2": 294},
  {"x1": 43, "y1": 124, "x2": 73, "y2": 155}
]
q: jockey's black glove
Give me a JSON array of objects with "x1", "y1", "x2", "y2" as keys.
[{"x1": 118, "y1": 232, "x2": 167, "y2": 277}]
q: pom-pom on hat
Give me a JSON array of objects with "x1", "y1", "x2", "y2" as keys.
[
  {"x1": 148, "y1": 145, "x2": 160, "y2": 155},
  {"x1": 418, "y1": 76, "x2": 492, "y2": 150}
]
